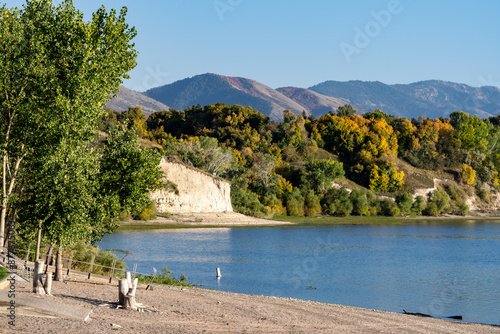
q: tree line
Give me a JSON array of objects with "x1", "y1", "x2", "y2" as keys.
[{"x1": 102, "y1": 102, "x2": 498, "y2": 219}]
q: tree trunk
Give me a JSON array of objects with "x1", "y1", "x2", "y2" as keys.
[
  {"x1": 35, "y1": 221, "x2": 42, "y2": 261},
  {"x1": 55, "y1": 247, "x2": 63, "y2": 281},
  {"x1": 1, "y1": 149, "x2": 24, "y2": 248},
  {"x1": 44, "y1": 244, "x2": 54, "y2": 274},
  {"x1": 33, "y1": 260, "x2": 45, "y2": 295}
]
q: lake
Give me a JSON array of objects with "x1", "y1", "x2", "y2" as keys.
[{"x1": 97, "y1": 221, "x2": 500, "y2": 325}]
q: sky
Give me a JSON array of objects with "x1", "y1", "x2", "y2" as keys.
[{"x1": 6, "y1": 0, "x2": 500, "y2": 92}]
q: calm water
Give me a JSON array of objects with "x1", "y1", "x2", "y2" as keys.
[{"x1": 97, "y1": 222, "x2": 500, "y2": 325}]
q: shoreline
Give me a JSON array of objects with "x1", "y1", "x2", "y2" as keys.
[
  {"x1": 6, "y1": 277, "x2": 500, "y2": 333},
  {"x1": 118, "y1": 212, "x2": 500, "y2": 230}
]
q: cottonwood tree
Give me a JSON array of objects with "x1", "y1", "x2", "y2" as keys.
[{"x1": 0, "y1": 0, "x2": 137, "y2": 252}]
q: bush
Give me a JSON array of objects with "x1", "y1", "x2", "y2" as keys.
[
  {"x1": 231, "y1": 185, "x2": 265, "y2": 216},
  {"x1": 411, "y1": 195, "x2": 425, "y2": 215},
  {"x1": 136, "y1": 266, "x2": 191, "y2": 287},
  {"x1": 303, "y1": 190, "x2": 321, "y2": 216},
  {"x1": 286, "y1": 189, "x2": 305, "y2": 216},
  {"x1": 321, "y1": 187, "x2": 353, "y2": 216},
  {"x1": 66, "y1": 242, "x2": 127, "y2": 276},
  {"x1": 395, "y1": 192, "x2": 413, "y2": 215},
  {"x1": 349, "y1": 189, "x2": 369, "y2": 216},
  {"x1": 380, "y1": 199, "x2": 400, "y2": 216},
  {"x1": 133, "y1": 200, "x2": 157, "y2": 221}
]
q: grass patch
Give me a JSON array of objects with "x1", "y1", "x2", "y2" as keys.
[
  {"x1": 0, "y1": 266, "x2": 10, "y2": 281},
  {"x1": 136, "y1": 266, "x2": 191, "y2": 287},
  {"x1": 271, "y1": 215, "x2": 500, "y2": 226}
]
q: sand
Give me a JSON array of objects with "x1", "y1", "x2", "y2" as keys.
[{"x1": 3, "y1": 276, "x2": 500, "y2": 334}]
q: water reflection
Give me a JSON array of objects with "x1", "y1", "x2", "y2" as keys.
[{"x1": 98, "y1": 222, "x2": 500, "y2": 325}]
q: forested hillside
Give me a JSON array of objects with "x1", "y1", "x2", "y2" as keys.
[{"x1": 106, "y1": 104, "x2": 500, "y2": 218}]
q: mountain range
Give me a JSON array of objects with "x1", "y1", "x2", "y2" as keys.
[{"x1": 107, "y1": 73, "x2": 500, "y2": 121}]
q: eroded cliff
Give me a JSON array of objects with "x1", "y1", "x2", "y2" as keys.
[{"x1": 150, "y1": 157, "x2": 233, "y2": 213}]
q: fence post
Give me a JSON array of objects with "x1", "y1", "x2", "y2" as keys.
[
  {"x1": 67, "y1": 250, "x2": 74, "y2": 275},
  {"x1": 88, "y1": 254, "x2": 95, "y2": 279},
  {"x1": 109, "y1": 259, "x2": 116, "y2": 283},
  {"x1": 132, "y1": 263, "x2": 137, "y2": 278}
]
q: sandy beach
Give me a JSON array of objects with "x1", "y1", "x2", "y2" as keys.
[{"x1": 3, "y1": 275, "x2": 500, "y2": 334}]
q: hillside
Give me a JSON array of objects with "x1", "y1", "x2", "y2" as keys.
[
  {"x1": 276, "y1": 87, "x2": 359, "y2": 117},
  {"x1": 143, "y1": 73, "x2": 308, "y2": 121},
  {"x1": 106, "y1": 86, "x2": 170, "y2": 115},
  {"x1": 309, "y1": 80, "x2": 500, "y2": 119},
  {"x1": 137, "y1": 74, "x2": 500, "y2": 120}
]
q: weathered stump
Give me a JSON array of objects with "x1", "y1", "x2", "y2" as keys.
[
  {"x1": 33, "y1": 260, "x2": 46, "y2": 295},
  {"x1": 118, "y1": 279, "x2": 129, "y2": 306},
  {"x1": 44, "y1": 272, "x2": 53, "y2": 295},
  {"x1": 119, "y1": 274, "x2": 139, "y2": 310},
  {"x1": 55, "y1": 247, "x2": 63, "y2": 281}
]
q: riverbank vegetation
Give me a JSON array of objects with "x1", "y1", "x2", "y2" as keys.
[{"x1": 102, "y1": 103, "x2": 500, "y2": 219}]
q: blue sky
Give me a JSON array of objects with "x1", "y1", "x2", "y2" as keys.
[{"x1": 6, "y1": 0, "x2": 500, "y2": 91}]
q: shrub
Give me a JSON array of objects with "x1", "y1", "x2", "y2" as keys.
[
  {"x1": 380, "y1": 199, "x2": 400, "y2": 216},
  {"x1": 134, "y1": 200, "x2": 157, "y2": 221},
  {"x1": 136, "y1": 266, "x2": 191, "y2": 287},
  {"x1": 411, "y1": 195, "x2": 425, "y2": 216},
  {"x1": 286, "y1": 189, "x2": 305, "y2": 216},
  {"x1": 303, "y1": 190, "x2": 321, "y2": 216},
  {"x1": 395, "y1": 192, "x2": 413, "y2": 215},
  {"x1": 350, "y1": 189, "x2": 369, "y2": 216}
]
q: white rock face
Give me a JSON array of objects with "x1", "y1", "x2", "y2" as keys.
[{"x1": 150, "y1": 158, "x2": 233, "y2": 213}]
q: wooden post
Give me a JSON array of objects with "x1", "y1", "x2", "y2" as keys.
[
  {"x1": 88, "y1": 254, "x2": 95, "y2": 279},
  {"x1": 44, "y1": 244, "x2": 54, "y2": 275},
  {"x1": 33, "y1": 260, "x2": 45, "y2": 295},
  {"x1": 118, "y1": 279, "x2": 129, "y2": 306},
  {"x1": 24, "y1": 243, "x2": 31, "y2": 262},
  {"x1": 44, "y1": 272, "x2": 53, "y2": 295},
  {"x1": 55, "y1": 247, "x2": 63, "y2": 281},
  {"x1": 67, "y1": 250, "x2": 74, "y2": 275},
  {"x1": 109, "y1": 259, "x2": 116, "y2": 284}
]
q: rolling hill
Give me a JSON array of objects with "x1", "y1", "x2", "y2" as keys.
[
  {"x1": 143, "y1": 73, "x2": 310, "y2": 121},
  {"x1": 309, "y1": 80, "x2": 500, "y2": 119},
  {"x1": 276, "y1": 87, "x2": 358, "y2": 117},
  {"x1": 106, "y1": 86, "x2": 170, "y2": 115}
]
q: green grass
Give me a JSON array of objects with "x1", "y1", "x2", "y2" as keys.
[
  {"x1": 271, "y1": 215, "x2": 500, "y2": 226},
  {"x1": 0, "y1": 266, "x2": 10, "y2": 281}
]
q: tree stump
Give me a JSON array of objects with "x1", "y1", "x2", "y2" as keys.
[
  {"x1": 119, "y1": 274, "x2": 139, "y2": 310},
  {"x1": 44, "y1": 272, "x2": 53, "y2": 295},
  {"x1": 55, "y1": 247, "x2": 63, "y2": 281},
  {"x1": 33, "y1": 260, "x2": 46, "y2": 295},
  {"x1": 118, "y1": 279, "x2": 129, "y2": 306}
]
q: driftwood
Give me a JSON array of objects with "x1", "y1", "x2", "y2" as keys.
[{"x1": 403, "y1": 309, "x2": 463, "y2": 320}]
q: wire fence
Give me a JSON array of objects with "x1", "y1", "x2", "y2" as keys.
[{"x1": 15, "y1": 245, "x2": 157, "y2": 284}]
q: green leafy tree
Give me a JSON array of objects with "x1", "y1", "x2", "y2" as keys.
[
  {"x1": 336, "y1": 104, "x2": 356, "y2": 117},
  {"x1": 1, "y1": 0, "x2": 137, "y2": 252},
  {"x1": 349, "y1": 189, "x2": 369, "y2": 216},
  {"x1": 395, "y1": 192, "x2": 413, "y2": 215},
  {"x1": 306, "y1": 159, "x2": 344, "y2": 193},
  {"x1": 99, "y1": 125, "x2": 164, "y2": 219}
]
